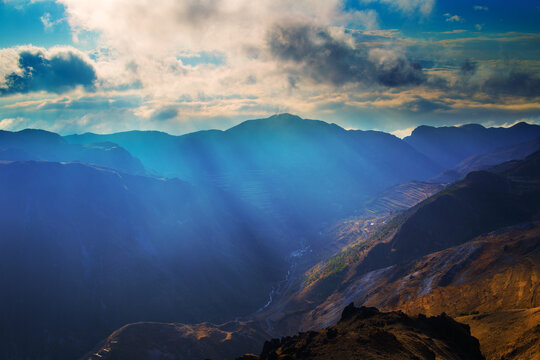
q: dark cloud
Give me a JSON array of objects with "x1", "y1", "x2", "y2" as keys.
[
  {"x1": 1, "y1": 50, "x2": 96, "y2": 96},
  {"x1": 401, "y1": 96, "x2": 451, "y2": 112},
  {"x1": 481, "y1": 70, "x2": 540, "y2": 97},
  {"x1": 153, "y1": 107, "x2": 179, "y2": 121},
  {"x1": 458, "y1": 61, "x2": 540, "y2": 98},
  {"x1": 267, "y1": 23, "x2": 425, "y2": 87}
]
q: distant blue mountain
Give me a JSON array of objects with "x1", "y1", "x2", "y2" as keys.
[
  {"x1": 0, "y1": 129, "x2": 146, "y2": 175},
  {"x1": 404, "y1": 122, "x2": 540, "y2": 170},
  {"x1": 66, "y1": 114, "x2": 441, "y2": 229}
]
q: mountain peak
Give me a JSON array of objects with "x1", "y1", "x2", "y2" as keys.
[
  {"x1": 227, "y1": 113, "x2": 343, "y2": 133},
  {"x1": 268, "y1": 113, "x2": 303, "y2": 121},
  {"x1": 459, "y1": 123, "x2": 485, "y2": 130}
]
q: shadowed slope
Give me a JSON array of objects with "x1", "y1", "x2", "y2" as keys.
[
  {"x1": 83, "y1": 321, "x2": 269, "y2": 360},
  {"x1": 0, "y1": 161, "x2": 285, "y2": 360},
  {"x1": 404, "y1": 122, "x2": 540, "y2": 170}
]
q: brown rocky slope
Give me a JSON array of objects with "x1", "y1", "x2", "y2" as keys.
[{"x1": 238, "y1": 304, "x2": 484, "y2": 360}]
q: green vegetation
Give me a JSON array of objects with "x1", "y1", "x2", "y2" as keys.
[
  {"x1": 367, "y1": 212, "x2": 408, "y2": 245},
  {"x1": 304, "y1": 211, "x2": 409, "y2": 288},
  {"x1": 304, "y1": 243, "x2": 367, "y2": 287}
]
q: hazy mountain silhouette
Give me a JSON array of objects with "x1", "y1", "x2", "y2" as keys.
[
  {"x1": 432, "y1": 136, "x2": 540, "y2": 183},
  {"x1": 404, "y1": 122, "x2": 540, "y2": 170},
  {"x1": 0, "y1": 129, "x2": 146, "y2": 175},
  {"x1": 66, "y1": 114, "x2": 441, "y2": 231}
]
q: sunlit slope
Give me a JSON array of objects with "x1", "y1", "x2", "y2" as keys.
[{"x1": 458, "y1": 308, "x2": 540, "y2": 360}]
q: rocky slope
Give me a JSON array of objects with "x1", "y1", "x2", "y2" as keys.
[
  {"x1": 458, "y1": 307, "x2": 540, "y2": 360},
  {"x1": 301, "y1": 150, "x2": 540, "y2": 305},
  {"x1": 253, "y1": 151, "x2": 540, "y2": 359},
  {"x1": 238, "y1": 304, "x2": 484, "y2": 360},
  {"x1": 297, "y1": 221, "x2": 539, "y2": 332},
  {"x1": 83, "y1": 321, "x2": 269, "y2": 360}
]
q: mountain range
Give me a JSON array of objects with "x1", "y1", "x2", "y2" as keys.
[{"x1": 1, "y1": 114, "x2": 539, "y2": 359}]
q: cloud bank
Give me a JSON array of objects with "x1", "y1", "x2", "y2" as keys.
[{"x1": 0, "y1": 47, "x2": 96, "y2": 95}]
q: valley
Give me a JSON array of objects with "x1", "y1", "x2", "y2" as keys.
[{"x1": 1, "y1": 115, "x2": 539, "y2": 360}]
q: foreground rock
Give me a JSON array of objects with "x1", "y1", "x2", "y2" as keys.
[{"x1": 239, "y1": 304, "x2": 484, "y2": 360}]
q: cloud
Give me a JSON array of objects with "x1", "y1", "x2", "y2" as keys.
[
  {"x1": 456, "y1": 60, "x2": 540, "y2": 98},
  {"x1": 391, "y1": 126, "x2": 416, "y2": 138},
  {"x1": 399, "y1": 96, "x2": 451, "y2": 112},
  {"x1": 0, "y1": 46, "x2": 97, "y2": 96},
  {"x1": 39, "y1": 12, "x2": 64, "y2": 31},
  {"x1": 0, "y1": 117, "x2": 26, "y2": 130},
  {"x1": 444, "y1": 13, "x2": 464, "y2": 23},
  {"x1": 153, "y1": 107, "x2": 179, "y2": 121},
  {"x1": 40, "y1": 13, "x2": 54, "y2": 30},
  {"x1": 475, "y1": 24, "x2": 484, "y2": 31},
  {"x1": 360, "y1": 0, "x2": 435, "y2": 16},
  {"x1": 267, "y1": 23, "x2": 425, "y2": 87},
  {"x1": 473, "y1": 5, "x2": 488, "y2": 11}
]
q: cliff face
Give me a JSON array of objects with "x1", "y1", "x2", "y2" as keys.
[{"x1": 239, "y1": 304, "x2": 484, "y2": 360}]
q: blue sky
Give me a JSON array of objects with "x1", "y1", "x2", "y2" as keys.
[{"x1": 0, "y1": 0, "x2": 539, "y2": 136}]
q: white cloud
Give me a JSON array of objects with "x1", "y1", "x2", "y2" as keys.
[
  {"x1": 0, "y1": 117, "x2": 29, "y2": 130},
  {"x1": 391, "y1": 126, "x2": 415, "y2": 138},
  {"x1": 361, "y1": 0, "x2": 435, "y2": 16},
  {"x1": 444, "y1": 13, "x2": 464, "y2": 23},
  {"x1": 49, "y1": 0, "x2": 386, "y2": 122},
  {"x1": 473, "y1": 5, "x2": 488, "y2": 11},
  {"x1": 40, "y1": 12, "x2": 64, "y2": 31}
]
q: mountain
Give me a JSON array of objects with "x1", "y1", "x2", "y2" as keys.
[
  {"x1": 238, "y1": 304, "x2": 484, "y2": 360},
  {"x1": 78, "y1": 149, "x2": 540, "y2": 359},
  {"x1": 432, "y1": 136, "x2": 540, "y2": 183},
  {"x1": 0, "y1": 129, "x2": 147, "y2": 175},
  {"x1": 0, "y1": 161, "x2": 288, "y2": 360},
  {"x1": 77, "y1": 179, "x2": 449, "y2": 360},
  {"x1": 297, "y1": 222, "x2": 540, "y2": 360},
  {"x1": 298, "y1": 152, "x2": 540, "y2": 305},
  {"x1": 404, "y1": 122, "x2": 540, "y2": 170},
  {"x1": 4, "y1": 116, "x2": 540, "y2": 359},
  {"x1": 361, "y1": 181, "x2": 445, "y2": 214},
  {"x1": 248, "y1": 151, "x2": 538, "y2": 345},
  {"x1": 66, "y1": 114, "x2": 441, "y2": 230},
  {"x1": 299, "y1": 221, "x2": 539, "y2": 326}
]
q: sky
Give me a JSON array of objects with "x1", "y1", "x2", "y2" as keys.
[{"x1": 0, "y1": 0, "x2": 539, "y2": 136}]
